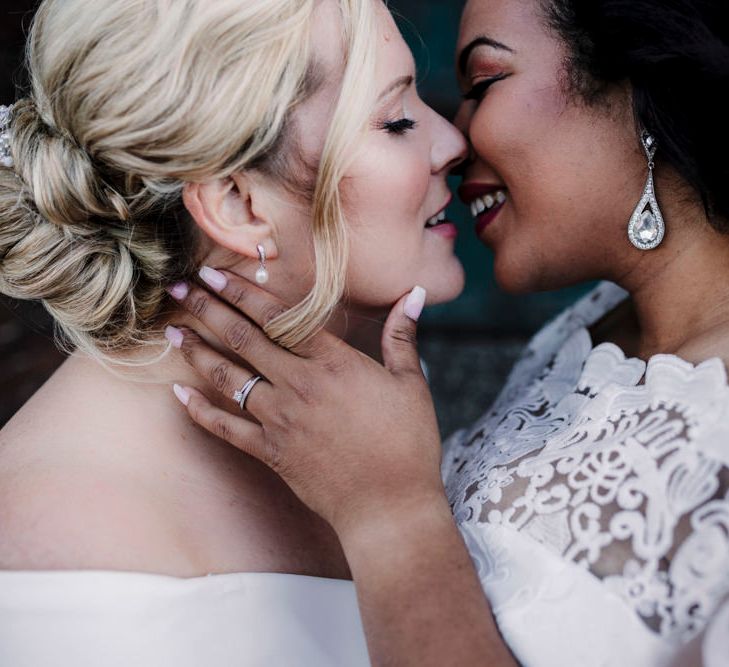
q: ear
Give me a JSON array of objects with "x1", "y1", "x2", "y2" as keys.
[{"x1": 182, "y1": 172, "x2": 279, "y2": 260}]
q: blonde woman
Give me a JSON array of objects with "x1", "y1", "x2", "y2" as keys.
[{"x1": 0, "y1": 0, "x2": 468, "y2": 664}]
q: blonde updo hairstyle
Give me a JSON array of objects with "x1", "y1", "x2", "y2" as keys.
[{"x1": 0, "y1": 0, "x2": 378, "y2": 364}]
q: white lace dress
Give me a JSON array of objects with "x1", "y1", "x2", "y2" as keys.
[{"x1": 442, "y1": 280, "x2": 729, "y2": 667}]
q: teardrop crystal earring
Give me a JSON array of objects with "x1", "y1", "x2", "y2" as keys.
[
  {"x1": 627, "y1": 130, "x2": 665, "y2": 250},
  {"x1": 255, "y1": 244, "x2": 269, "y2": 284}
]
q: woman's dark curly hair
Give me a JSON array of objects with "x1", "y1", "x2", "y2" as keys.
[{"x1": 545, "y1": 0, "x2": 729, "y2": 229}]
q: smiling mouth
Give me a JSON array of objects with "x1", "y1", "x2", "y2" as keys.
[
  {"x1": 425, "y1": 209, "x2": 448, "y2": 228},
  {"x1": 456, "y1": 184, "x2": 509, "y2": 237},
  {"x1": 468, "y1": 189, "x2": 507, "y2": 219},
  {"x1": 424, "y1": 196, "x2": 453, "y2": 229}
]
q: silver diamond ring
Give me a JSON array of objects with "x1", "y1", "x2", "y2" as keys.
[{"x1": 233, "y1": 375, "x2": 263, "y2": 412}]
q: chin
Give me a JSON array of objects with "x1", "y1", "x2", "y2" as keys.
[
  {"x1": 494, "y1": 251, "x2": 581, "y2": 295},
  {"x1": 492, "y1": 253, "x2": 539, "y2": 295},
  {"x1": 422, "y1": 264, "x2": 466, "y2": 306}
]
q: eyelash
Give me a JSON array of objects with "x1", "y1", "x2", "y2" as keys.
[
  {"x1": 382, "y1": 118, "x2": 418, "y2": 135},
  {"x1": 463, "y1": 74, "x2": 507, "y2": 102}
]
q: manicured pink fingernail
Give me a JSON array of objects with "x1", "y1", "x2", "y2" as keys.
[
  {"x1": 166, "y1": 282, "x2": 189, "y2": 300},
  {"x1": 173, "y1": 384, "x2": 190, "y2": 406},
  {"x1": 199, "y1": 266, "x2": 227, "y2": 292},
  {"x1": 165, "y1": 325, "x2": 184, "y2": 349},
  {"x1": 403, "y1": 286, "x2": 426, "y2": 321}
]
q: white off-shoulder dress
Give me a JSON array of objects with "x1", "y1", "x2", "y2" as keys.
[
  {"x1": 443, "y1": 280, "x2": 729, "y2": 666},
  {"x1": 0, "y1": 570, "x2": 370, "y2": 666},
  {"x1": 1, "y1": 280, "x2": 728, "y2": 666}
]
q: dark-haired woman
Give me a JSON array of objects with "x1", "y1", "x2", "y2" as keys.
[{"x1": 166, "y1": 0, "x2": 729, "y2": 664}]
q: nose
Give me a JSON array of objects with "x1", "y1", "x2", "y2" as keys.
[{"x1": 431, "y1": 112, "x2": 468, "y2": 176}]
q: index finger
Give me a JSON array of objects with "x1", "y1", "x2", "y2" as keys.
[
  {"x1": 199, "y1": 266, "x2": 345, "y2": 360},
  {"x1": 170, "y1": 281, "x2": 293, "y2": 384}
]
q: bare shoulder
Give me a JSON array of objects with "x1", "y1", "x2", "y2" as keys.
[
  {"x1": 0, "y1": 454, "x2": 203, "y2": 576},
  {"x1": 0, "y1": 354, "x2": 351, "y2": 579},
  {"x1": 0, "y1": 358, "x2": 200, "y2": 575}
]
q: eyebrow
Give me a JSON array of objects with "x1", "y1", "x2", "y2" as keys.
[
  {"x1": 378, "y1": 74, "x2": 414, "y2": 101},
  {"x1": 458, "y1": 36, "x2": 515, "y2": 75}
]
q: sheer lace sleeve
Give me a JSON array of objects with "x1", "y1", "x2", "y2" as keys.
[{"x1": 442, "y1": 282, "x2": 729, "y2": 665}]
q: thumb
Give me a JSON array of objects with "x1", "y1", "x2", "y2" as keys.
[{"x1": 382, "y1": 285, "x2": 426, "y2": 375}]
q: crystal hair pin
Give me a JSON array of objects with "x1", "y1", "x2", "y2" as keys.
[{"x1": 1, "y1": 104, "x2": 15, "y2": 168}]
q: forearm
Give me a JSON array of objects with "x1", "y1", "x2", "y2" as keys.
[
  {"x1": 169, "y1": 274, "x2": 515, "y2": 662},
  {"x1": 339, "y1": 496, "x2": 518, "y2": 667}
]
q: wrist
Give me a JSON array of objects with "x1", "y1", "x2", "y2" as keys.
[{"x1": 335, "y1": 489, "x2": 457, "y2": 559}]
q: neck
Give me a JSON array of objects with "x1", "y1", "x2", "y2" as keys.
[
  {"x1": 130, "y1": 300, "x2": 386, "y2": 394},
  {"x1": 327, "y1": 304, "x2": 387, "y2": 363},
  {"x1": 611, "y1": 189, "x2": 729, "y2": 359}
]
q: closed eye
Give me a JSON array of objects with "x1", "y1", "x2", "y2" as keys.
[
  {"x1": 382, "y1": 118, "x2": 418, "y2": 135},
  {"x1": 463, "y1": 74, "x2": 508, "y2": 102}
]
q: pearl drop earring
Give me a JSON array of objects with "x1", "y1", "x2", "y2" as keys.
[{"x1": 255, "y1": 244, "x2": 269, "y2": 284}]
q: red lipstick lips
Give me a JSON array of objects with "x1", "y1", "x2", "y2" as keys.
[
  {"x1": 457, "y1": 183, "x2": 508, "y2": 238},
  {"x1": 457, "y1": 183, "x2": 503, "y2": 203}
]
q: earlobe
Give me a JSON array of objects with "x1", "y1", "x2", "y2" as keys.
[{"x1": 182, "y1": 176, "x2": 278, "y2": 261}]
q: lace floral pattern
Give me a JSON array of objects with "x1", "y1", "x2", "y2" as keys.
[{"x1": 442, "y1": 281, "x2": 729, "y2": 650}]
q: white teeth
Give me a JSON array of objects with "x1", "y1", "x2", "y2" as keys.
[
  {"x1": 469, "y1": 190, "x2": 507, "y2": 218},
  {"x1": 425, "y1": 209, "x2": 448, "y2": 227}
]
